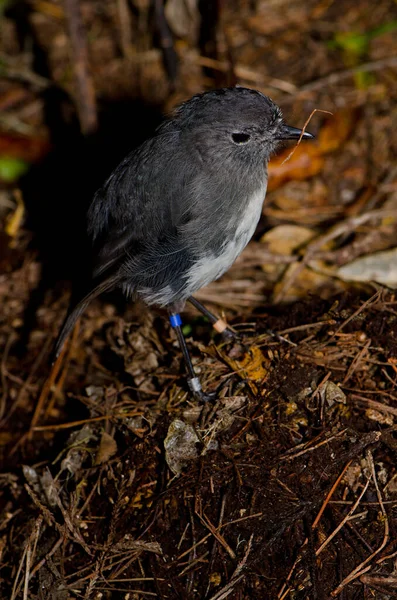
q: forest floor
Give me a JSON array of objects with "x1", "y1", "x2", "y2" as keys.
[{"x1": 1, "y1": 0, "x2": 397, "y2": 598}]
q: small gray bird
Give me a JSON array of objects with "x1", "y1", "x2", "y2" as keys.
[{"x1": 54, "y1": 87, "x2": 313, "y2": 399}]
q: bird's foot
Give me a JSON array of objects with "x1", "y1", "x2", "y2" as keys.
[
  {"x1": 212, "y1": 317, "x2": 240, "y2": 343},
  {"x1": 220, "y1": 327, "x2": 240, "y2": 343},
  {"x1": 194, "y1": 389, "x2": 217, "y2": 402},
  {"x1": 188, "y1": 377, "x2": 216, "y2": 402}
]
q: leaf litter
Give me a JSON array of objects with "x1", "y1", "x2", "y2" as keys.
[{"x1": 1, "y1": 0, "x2": 397, "y2": 598}]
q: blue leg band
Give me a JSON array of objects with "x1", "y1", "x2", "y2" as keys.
[{"x1": 169, "y1": 313, "x2": 182, "y2": 328}]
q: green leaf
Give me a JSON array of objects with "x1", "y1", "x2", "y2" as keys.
[
  {"x1": 0, "y1": 157, "x2": 29, "y2": 182},
  {"x1": 182, "y1": 324, "x2": 192, "y2": 336},
  {"x1": 329, "y1": 32, "x2": 369, "y2": 57},
  {"x1": 354, "y1": 70, "x2": 375, "y2": 89},
  {"x1": 329, "y1": 20, "x2": 397, "y2": 59}
]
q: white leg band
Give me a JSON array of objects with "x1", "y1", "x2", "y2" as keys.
[{"x1": 188, "y1": 377, "x2": 202, "y2": 393}]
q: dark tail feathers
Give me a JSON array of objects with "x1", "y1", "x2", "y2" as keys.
[{"x1": 53, "y1": 277, "x2": 118, "y2": 363}]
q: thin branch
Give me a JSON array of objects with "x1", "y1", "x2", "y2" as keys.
[
  {"x1": 298, "y1": 55, "x2": 397, "y2": 95},
  {"x1": 316, "y1": 478, "x2": 370, "y2": 556},
  {"x1": 208, "y1": 534, "x2": 254, "y2": 600},
  {"x1": 312, "y1": 461, "x2": 352, "y2": 530}
]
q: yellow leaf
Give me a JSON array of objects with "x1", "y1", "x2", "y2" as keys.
[
  {"x1": 223, "y1": 345, "x2": 270, "y2": 395},
  {"x1": 5, "y1": 190, "x2": 24, "y2": 240}
]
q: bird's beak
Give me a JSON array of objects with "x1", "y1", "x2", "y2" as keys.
[{"x1": 277, "y1": 125, "x2": 315, "y2": 140}]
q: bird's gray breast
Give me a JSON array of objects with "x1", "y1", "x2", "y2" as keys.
[{"x1": 184, "y1": 180, "x2": 267, "y2": 296}]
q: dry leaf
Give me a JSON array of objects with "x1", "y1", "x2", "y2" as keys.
[
  {"x1": 272, "y1": 261, "x2": 335, "y2": 303},
  {"x1": 268, "y1": 144, "x2": 325, "y2": 191},
  {"x1": 95, "y1": 431, "x2": 118, "y2": 465},
  {"x1": 236, "y1": 345, "x2": 269, "y2": 381},
  {"x1": 365, "y1": 409, "x2": 393, "y2": 426},
  {"x1": 224, "y1": 345, "x2": 270, "y2": 395},
  {"x1": 268, "y1": 109, "x2": 358, "y2": 191},
  {"x1": 164, "y1": 419, "x2": 200, "y2": 475},
  {"x1": 261, "y1": 224, "x2": 315, "y2": 256},
  {"x1": 323, "y1": 381, "x2": 347, "y2": 406},
  {"x1": 260, "y1": 224, "x2": 315, "y2": 277},
  {"x1": 337, "y1": 247, "x2": 397, "y2": 287},
  {"x1": 0, "y1": 132, "x2": 50, "y2": 163},
  {"x1": 5, "y1": 191, "x2": 25, "y2": 240}
]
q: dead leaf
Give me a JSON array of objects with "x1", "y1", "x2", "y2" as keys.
[
  {"x1": 0, "y1": 132, "x2": 50, "y2": 163},
  {"x1": 281, "y1": 109, "x2": 333, "y2": 165},
  {"x1": 224, "y1": 345, "x2": 270, "y2": 395},
  {"x1": 272, "y1": 261, "x2": 336, "y2": 303},
  {"x1": 95, "y1": 431, "x2": 118, "y2": 465},
  {"x1": 268, "y1": 109, "x2": 358, "y2": 191},
  {"x1": 261, "y1": 224, "x2": 315, "y2": 255},
  {"x1": 337, "y1": 247, "x2": 397, "y2": 287},
  {"x1": 365, "y1": 409, "x2": 393, "y2": 425},
  {"x1": 316, "y1": 108, "x2": 357, "y2": 153},
  {"x1": 268, "y1": 144, "x2": 325, "y2": 191},
  {"x1": 5, "y1": 190, "x2": 25, "y2": 240},
  {"x1": 164, "y1": 419, "x2": 200, "y2": 475},
  {"x1": 323, "y1": 381, "x2": 347, "y2": 406},
  {"x1": 260, "y1": 224, "x2": 315, "y2": 278},
  {"x1": 236, "y1": 346, "x2": 269, "y2": 380}
]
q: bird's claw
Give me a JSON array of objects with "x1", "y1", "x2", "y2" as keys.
[
  {"x1": 220, "y1": 328, "x2": 240, "y2": 342},
  {"x1": 188, "y1": 377, "x2": 216, "y2": 402},
  {"x1": 193, "y1": 389, "x2": 217, "y2": 402}
]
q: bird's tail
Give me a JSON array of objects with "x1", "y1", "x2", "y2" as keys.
[{"x1": 53, "y1": 276, "x2": 118, "y2": 363}]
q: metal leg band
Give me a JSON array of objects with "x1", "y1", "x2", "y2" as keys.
[{"x1": 188, "y1": 377, "x2": 202, "y2": 393}]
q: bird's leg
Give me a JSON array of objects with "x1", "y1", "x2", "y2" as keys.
[
  {"x1": 168, "y1": 312, "x2": 212, "y2": 401},
  {"x1": 188, "y1": 296, "x2": 237, "y2": 341}
]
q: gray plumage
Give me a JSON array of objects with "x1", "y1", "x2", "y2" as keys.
[{"x1": 54, "y1": 87, "x2": 312, "y2": 359}]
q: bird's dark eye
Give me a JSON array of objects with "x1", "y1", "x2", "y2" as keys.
[{"x1": 231, "y1": 133, "x2": 251, "y2": 144}]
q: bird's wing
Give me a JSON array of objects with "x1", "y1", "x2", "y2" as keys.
[
  {"x1": 54, "y1": 133, "x2": 184, "y2": 359},
  {"x1": 87, "y1": 132, "x2": 190, "y2": 281}
]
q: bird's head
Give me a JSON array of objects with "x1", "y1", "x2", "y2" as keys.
[{"x1": 168, "y1": 87, "x2": 314, "y2": 167}]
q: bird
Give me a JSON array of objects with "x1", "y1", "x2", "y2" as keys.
[{"x1": 53, "y1": 86, "x2": 314, "y2": 400}]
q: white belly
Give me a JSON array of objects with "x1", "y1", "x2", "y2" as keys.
[{"x1": 185, "y1": 183, "x2": 267, "y2": 295}]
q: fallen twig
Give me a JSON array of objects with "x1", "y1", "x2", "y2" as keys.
[
  {"x1": 281, "y1": 109, "x2": 333, "y2": 165},
  {"x1": 208, "y1": 534, "x2": 254, "y2": 600},
  {"x1": 316, "y1": 478, "x2": 369, "y2": 557},
  {"x1": 331, "y1": 450, "x2": 389, "y2": 596}
]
